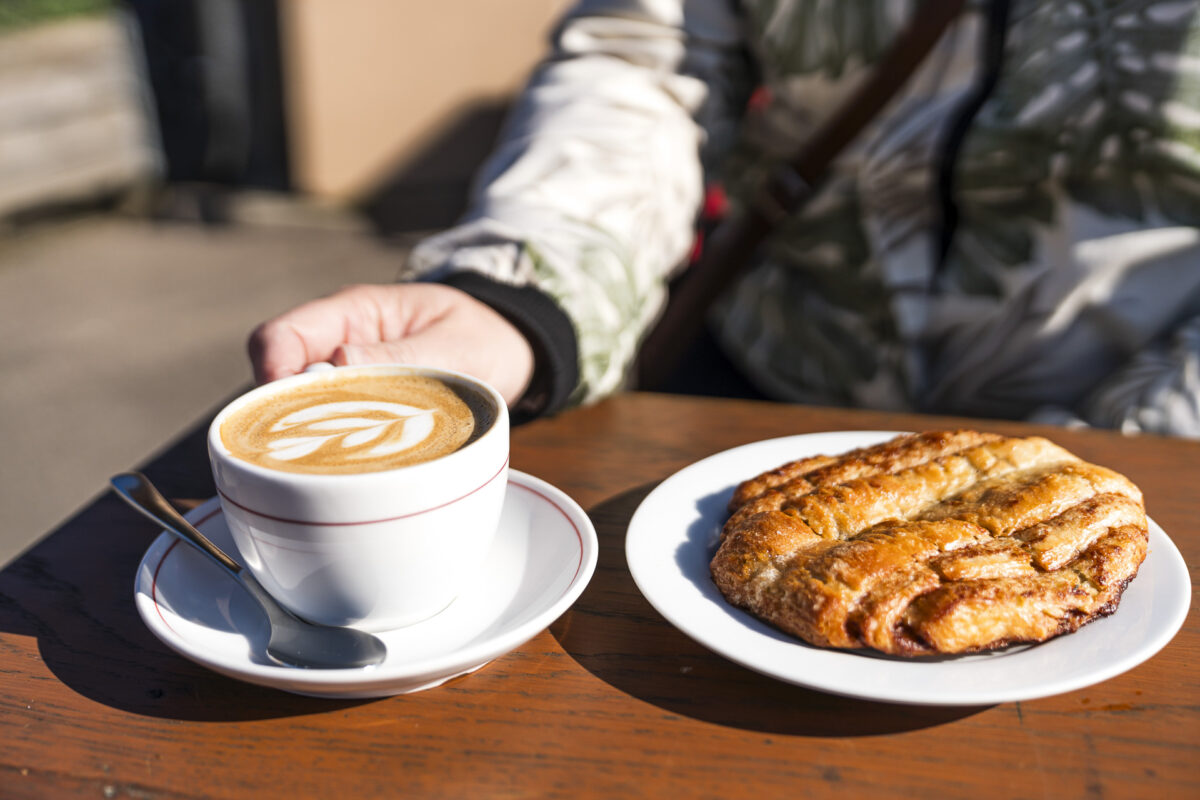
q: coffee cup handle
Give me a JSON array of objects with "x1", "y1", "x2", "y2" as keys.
[{"x1": 304, "y1": 362, "x2": 335, "y2": 373}]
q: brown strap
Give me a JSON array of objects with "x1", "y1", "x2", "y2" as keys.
[{"x1": 637, "y1": 0, "x2": 967, "y2": 390}]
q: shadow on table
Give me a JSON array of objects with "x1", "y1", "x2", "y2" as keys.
[
  {"x1": 0, "y1": 407, "x2": 375, "y2": 721},
  {"x1": 551, "y1": 483, "x2": 991, "y2": 737}
]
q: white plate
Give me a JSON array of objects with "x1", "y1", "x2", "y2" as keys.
[
  {"x1": 626, "y1": 431, "x2": 1191, "y2": 706},
  {"x1": 135, "y1": 470, "x2": 597, "y2": 698}
]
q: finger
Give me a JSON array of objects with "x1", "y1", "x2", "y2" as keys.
[
  {"x1": 248, "y1": 287, "x2": 383, "y2": 383},
  {"x1": 249, "y1": 285, "x2": 439, "y2": 384},
  {"x1": 248, "y1": 317, "x2": 309, "y2": 384}
]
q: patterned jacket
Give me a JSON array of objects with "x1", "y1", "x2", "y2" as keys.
[{"x1": 408, "y1": 0, "x2": 1200, "y2": 436}]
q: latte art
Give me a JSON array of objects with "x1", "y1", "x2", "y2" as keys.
[
  {"x1": 220, "y1": 372, "x2": 492, "y2": 474},
  {"x1": 266, "y1": 401, "x2": 437, "y2": 462}
]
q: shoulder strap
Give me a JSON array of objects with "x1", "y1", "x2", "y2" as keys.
[{"x1": 637, "y1": 0, "x2": 967, "y2": 390}]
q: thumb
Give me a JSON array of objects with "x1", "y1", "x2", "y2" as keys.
[
  {"x1": 330, "y1": 312, "x2": 533, "y2": 406},
  {"x1": 330, "y1": 340, "x2": 426, "y2": 370}
]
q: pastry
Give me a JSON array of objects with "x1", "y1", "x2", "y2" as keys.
[{"x1": 710, "y1": 430, "x2": 1149, "y2": 655}]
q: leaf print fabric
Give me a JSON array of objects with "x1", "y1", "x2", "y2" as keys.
[{"x1": 407, "y1": 0, "x2": 1200, "y2": 436}]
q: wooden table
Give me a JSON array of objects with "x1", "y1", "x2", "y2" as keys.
[{"x1": 2, "y1": 393, "x2": 1196, "y2": 798}]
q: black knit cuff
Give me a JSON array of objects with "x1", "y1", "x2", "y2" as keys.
[{"x1": 440, "y1": 271, "x2": 579, "y2": 423}]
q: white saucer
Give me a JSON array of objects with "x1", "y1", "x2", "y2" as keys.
[
  {"x1": 134, "y1": 470, "x2": 597, "y2": 698},
  {"x1": 626, "y1": 431, "x2": 1192, "y2": 706}
]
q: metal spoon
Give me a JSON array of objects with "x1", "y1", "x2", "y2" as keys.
[{"x1": 111, "y1": 472, "x2": 387, "y2": 669}]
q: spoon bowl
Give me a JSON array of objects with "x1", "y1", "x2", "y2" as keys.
[{"x1": 111, "y1": 472, "x2": 387, "y2": 670}]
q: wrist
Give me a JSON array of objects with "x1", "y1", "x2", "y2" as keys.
[{"x1": 436, "y1": 271, "x2": 579, "y2": 422}]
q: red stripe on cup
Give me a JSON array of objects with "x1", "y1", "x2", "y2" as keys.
[{"x1": 216, "y1": 457, "x2": 509, "y2": 527}]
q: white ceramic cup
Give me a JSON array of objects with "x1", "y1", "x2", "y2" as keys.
[{"x1": 207, "y1": 364, "x2": 509, "y2": 631}]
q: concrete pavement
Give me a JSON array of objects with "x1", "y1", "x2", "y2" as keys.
[{"x1": 0, "y1": 212, "x2": 415, "y2": 566}]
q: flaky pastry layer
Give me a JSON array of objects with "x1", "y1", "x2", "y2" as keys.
[{"x1": 710, "y1": 430, "x2": 1148, "y2": 655}]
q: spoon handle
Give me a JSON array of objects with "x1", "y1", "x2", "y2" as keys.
[
  {"x1": 111, "y1": 471, "x2": 388, "y2": 669},
  {"x1": 110, "y1": 472, "x2": 242, "y2": 575}
]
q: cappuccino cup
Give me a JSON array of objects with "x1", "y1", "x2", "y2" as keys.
[{"x1": 208, "y1": 364, "x2": 509, "y2": 631}]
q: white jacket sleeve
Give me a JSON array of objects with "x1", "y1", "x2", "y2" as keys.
[{"x1": 406, "y1": 0, "x2": 750, "y2": 404}]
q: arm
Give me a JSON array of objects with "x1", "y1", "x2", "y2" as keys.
[{"x1": 407, "y1": 0, "x2": 753, "y2": 409}]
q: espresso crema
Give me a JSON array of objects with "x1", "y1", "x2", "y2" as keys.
[{"x1": 220, "y1": 372, "x2": 493, "y2": 474}]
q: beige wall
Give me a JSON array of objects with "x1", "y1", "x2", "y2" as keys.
[{"x1": 280, "y1": 0, "x2": 568, "y2": 201}]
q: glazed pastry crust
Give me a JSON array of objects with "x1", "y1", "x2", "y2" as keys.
[{"x1": 711, "y1": 431, "x2": 1149, "y2": 655}]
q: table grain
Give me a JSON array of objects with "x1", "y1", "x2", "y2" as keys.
[{"x1": 1, "y1": 393, "x2": 1196, "y2": 798}]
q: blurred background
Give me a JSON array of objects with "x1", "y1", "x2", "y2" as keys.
[{"x1": 0, "y1": 0, "x2": 570, "y2": 564}]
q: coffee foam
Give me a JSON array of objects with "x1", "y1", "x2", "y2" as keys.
[{"x1": 220, "y1": 372, "x2": 492, "y2": 474}]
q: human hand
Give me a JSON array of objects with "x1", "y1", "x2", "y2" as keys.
[{"x1": 248, "y1": 283, "x2": 535, "y2": 406}]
